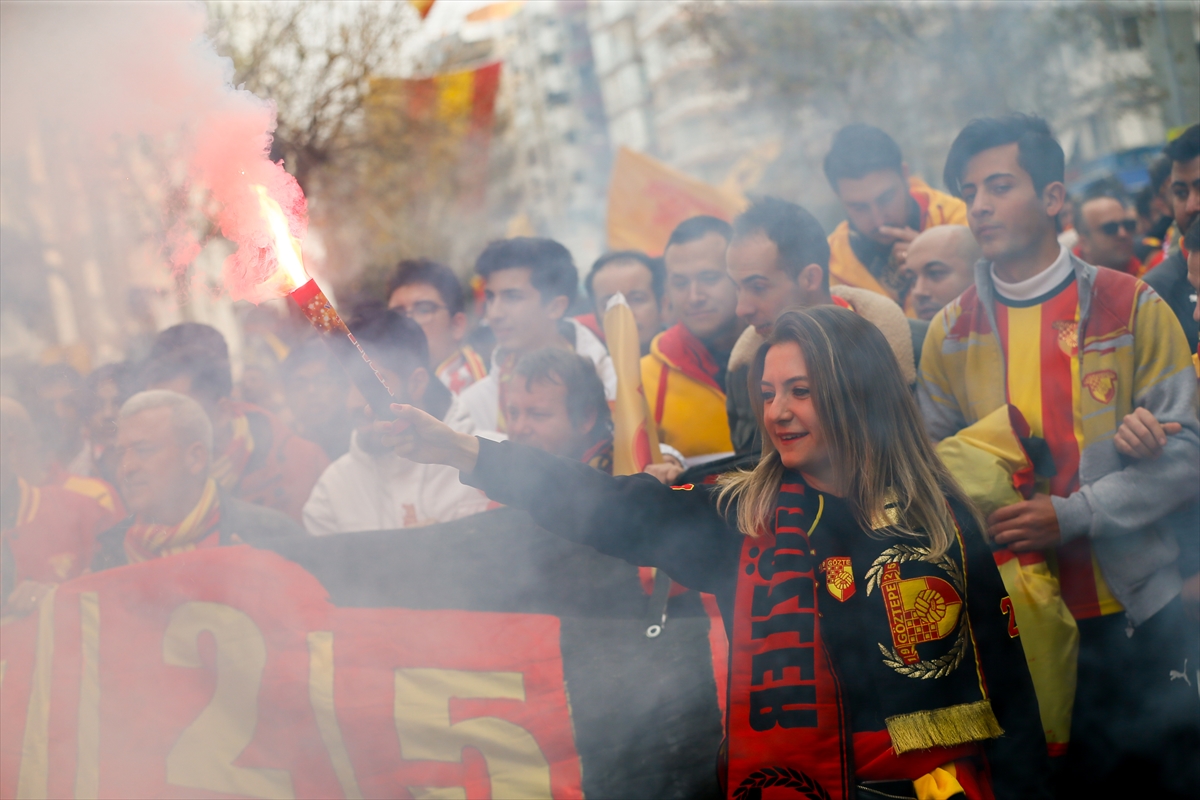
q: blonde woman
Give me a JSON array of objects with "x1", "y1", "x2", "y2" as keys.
[{"x1": 386, "y1": 306, "x2": 1049, "y2": 800}]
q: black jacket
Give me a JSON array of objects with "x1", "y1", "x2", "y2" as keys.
[
  {"x1": 462, "y1": 438, "x2": 1050, "y2": 799},
  {"x1": 1144, "y1": 248, "x2": 1199, "y2": 354},
  {"x1": 92, "y1": 490, "x2": 305, "y2": 571}
]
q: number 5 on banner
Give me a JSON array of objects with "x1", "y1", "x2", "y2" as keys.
[
  {"x1": 394, "y1": 669, "x2": 552, "y2": 800},
  {"x1": 163, "y1": 602, "x2": 295, "y2": 800}
]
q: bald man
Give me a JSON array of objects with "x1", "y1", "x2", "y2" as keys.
[{"x1": 903, "y1": 225, "x2": 981, "y2": 321}]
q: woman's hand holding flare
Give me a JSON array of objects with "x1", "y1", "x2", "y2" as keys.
[{"x1": 378, "y1": 403, "x2": 480, "y2": 473}]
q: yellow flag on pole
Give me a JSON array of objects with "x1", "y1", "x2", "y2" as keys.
[
  {"x1": 606, "y1": 147, "x2": 745, "y2": 256},
  {"x1": 604, "y1": 293, "x2": 662, "y2": 476}
]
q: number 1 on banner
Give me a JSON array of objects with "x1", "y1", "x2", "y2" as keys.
[{"x1": 163, "y1": 601, "x2": 295, "y2": 800}]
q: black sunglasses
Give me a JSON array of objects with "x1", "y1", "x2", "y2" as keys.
[{"x1": 1098, "y1": 220, "x2": 1137, "y2": 236}]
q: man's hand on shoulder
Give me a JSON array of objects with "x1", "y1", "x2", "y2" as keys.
[{"x1": 987, "y1": 494, "x2": 1061, "y2": 552}]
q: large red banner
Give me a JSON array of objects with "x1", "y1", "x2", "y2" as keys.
[{"x1": 0, "y1": 546, "x2": 582, "y2": 799}]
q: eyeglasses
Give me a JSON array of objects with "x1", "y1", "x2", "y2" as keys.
[
  {"x1": 392, "y1": 300, "x2": 447, "y2": 319},
  {"x1": 1097, "y1": 220, "x2": 1137, "y2": 236}
]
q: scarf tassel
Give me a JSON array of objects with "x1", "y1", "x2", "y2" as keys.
[{"x1": 885, "y1": 699, "x2": 1004, "y2": 755}]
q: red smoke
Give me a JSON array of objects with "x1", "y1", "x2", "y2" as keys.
[{"x1": 1, "y1": 1, "x2": 307, "y2": 303}]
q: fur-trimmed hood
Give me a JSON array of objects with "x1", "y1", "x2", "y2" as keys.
[{"x1": 727, "y1": 286, "x2": 916, "y2": 385}]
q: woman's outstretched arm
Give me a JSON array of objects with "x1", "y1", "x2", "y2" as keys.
[{"x1": 382, "y1": 403, "x2": 743, "y2": 597}]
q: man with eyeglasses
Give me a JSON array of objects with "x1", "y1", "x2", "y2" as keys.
[
  {"x1": 387, "y1": 258, "x2": 488, "y2": 395},
  {"x1": 1073, "y1": 184, "x2": 1145, "y2": 277}
]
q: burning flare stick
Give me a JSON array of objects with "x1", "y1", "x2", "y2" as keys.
[{"x1": 255, "y1": 186, "x2": 396, "y2": 418}]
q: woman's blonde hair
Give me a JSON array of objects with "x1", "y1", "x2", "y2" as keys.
[{"x1": 717, "y1": 307, "x2": 979, "y2": 556}]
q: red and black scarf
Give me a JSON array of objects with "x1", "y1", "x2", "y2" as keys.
[{"x1": 726, "y1": 475, "x2": 1001, "y2": 799}]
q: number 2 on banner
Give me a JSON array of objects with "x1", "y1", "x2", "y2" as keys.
[
  {"x1": 163, "y1": 602, "x2": 295, "y2": 799},
  {"x1": 394, "y1": 669, "x2": 552, "y2": 799}
]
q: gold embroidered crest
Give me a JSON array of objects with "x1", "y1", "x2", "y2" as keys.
[{"x1": 865, "y1": 545, "x2": 968, "y2": 679}]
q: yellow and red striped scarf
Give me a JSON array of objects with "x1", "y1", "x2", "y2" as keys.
[
  {"x1": 209, "y1": 414, "x2": 254, "y2": 490},
  {"x1": 123, "y1": 479, "x2": 221, "y2": 564}
]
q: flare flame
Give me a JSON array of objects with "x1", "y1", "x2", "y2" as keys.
[{"x1": 254, "y1": 184, "x2": 309, "y2": 294}]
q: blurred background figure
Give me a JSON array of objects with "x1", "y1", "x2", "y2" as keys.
[
  {"x1": 1135, "y1": 155, "x2": 1177, "y2": 266},
  {"x1": 282, "y1": 340, "x2": 353, "y2": 461},
  {"x1": 1145, "y1": 124, "x2": 1200, "y2": 356},
  {"x1": 387, "y1": 258, "x2": 487, "y2": 395},
  {"x1": 304, "y1": 310, "x2": 490, "y2": 536},
  {"x1": 822, "y1": 123, "x2": 968, "y2": 312},
  {"x1": 903, "y1": 225, "x2": 983, "y2": 321},
  {"x1": 74, "y1": 361, "x2": 136, "y2": 488},
  {"x1": 1, "y1": 396, "x2": 121, "y2": 614},
  {"x1": 506, "y1": 348, "x2": 613, "y2": 468},
  {"x1": 142, "y1": 322, "x2": 328, "y2": 522},
  {"x1": 581, "y1": 250, "x2": 665, "y2": 355},
  {"x1": 1073, "y1": 182, "x2": 1144, "y2": 276},
  {"x1": 25, "y1": 363, "x2": 85, "y2": 481},
  {"x1": 459, "y1": 237, "x2": 615, "y2": 433},
  {"x1": 92, "y1": 390, "x2": 303, "y2": 571},
  {"x1": 496, "y1": 347, "x2": 685, "y2": 482},
  {"x1": 642, "y1": 216, "x2": 741, "y2": 464},
  {"x1": 238, "y1": 304, "x2": 294, "y2": 416}
]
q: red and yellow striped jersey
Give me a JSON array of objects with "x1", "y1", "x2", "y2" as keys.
[{"x1": 994, "y1": 275, "x2": 1123, "y2": 620}]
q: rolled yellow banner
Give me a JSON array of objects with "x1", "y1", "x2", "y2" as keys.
[{"x1": 604, "y1": 293, "x2": 663, "y2": 476}]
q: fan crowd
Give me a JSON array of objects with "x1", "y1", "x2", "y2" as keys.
[{"x1": 2, "y1": 116, "x2": 1198, "y2": 799}]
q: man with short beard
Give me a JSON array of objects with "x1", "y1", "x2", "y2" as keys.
[
  {"x1": 823, "y1": 124, "x2": 968, "y2": 312},
  {"x1": 1145, "y1": 124, "x2": 1200, "y2": 354}
]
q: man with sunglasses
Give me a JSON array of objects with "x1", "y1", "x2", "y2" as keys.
[
  {"x1": 388, "y1": 258, "x2": 488, "y2": 395},
  {"x1": 1073, "y1": 184, "x2": 1145, "y2": 277}
]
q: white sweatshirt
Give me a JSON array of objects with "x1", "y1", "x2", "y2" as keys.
[{"x1": 302, "y1": 398, "x2": 493, "y2": 536}]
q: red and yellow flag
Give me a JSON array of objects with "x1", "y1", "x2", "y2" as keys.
[
  {"x1": 410, "y1": 0, "x2": 436, "y2": 20},
  {"x1": 466, "y1": 1, "x2": 526, "y2": 23},
  {"x1": 604, "y1": 293, "x2": 662, "y2": 475},
  {"x1": 606, "y1": 147, "x2": 745, "y2": 256},
  {"x1": 367, "y1": 62, "x2": 502, "y2": 205}
]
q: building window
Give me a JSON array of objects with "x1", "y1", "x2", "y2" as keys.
[
  {"x1": 1101, "y1": 11, "x2": 1142, "y2": 50},
  {"x1": 1120, "y1": 14, "x2": 1141, "y2": 49},
  {"x1": 546, "y1": 91, "x2": 571, "y2": 106}
]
